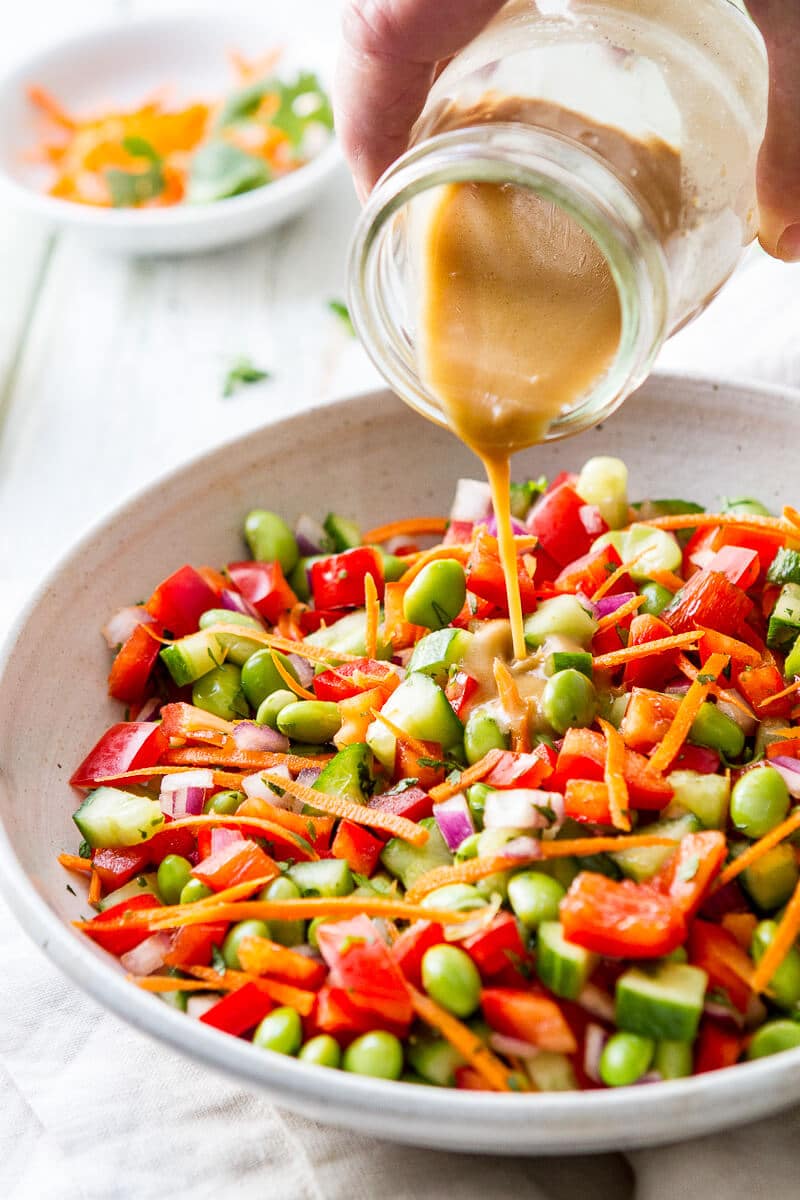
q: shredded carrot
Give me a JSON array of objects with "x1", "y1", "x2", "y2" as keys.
[
  {"x1": 88, "y1": 870, "x2": 102, "y2": 905},
  {"x1": 58, "y1": 853, "x2": 93, "y2": 876},
  {"x1": 236, "y1": 936, "x2": 325, "y2": 985},
  {"x1": 782, "y1": 505, "x2": 800, "y2": 534},
  {"x1": 592, "y1": 630, "x2": 701, "y2": 670},
  {"x1": 591, "y1": 551, "x2": 649, "y2": 602},
  {"x1": 645, "y1": 568, "x2": 686, "y2": 593},
  {"x1": 361, "y1": 517, "x2": 448, "y2": 544},
  {"x1": 161, "y1": 746, "x2": 332, "y2": 772},
  {"x1": 493, "y1": 659, "x2": 530, "y2": 753},
  {"x1": 539, "y1": 834, "x2": 675, "y2": 857},
  {"x1": 637, "y1": 512, "x2": 794, "y2": 536},
  {"x1": 408, "y1": 984, "x2": 514, "y2": 1092},
  {"x1": 193, "y1": 874, "x2": 278, "y2": 907},
  {"x1": 769, "y1": 728, "x2": 800, "y2": 740},
  {"x1": 596, "y1": 593, "x2": 646, "y2": 631},
  {"x1": 364, "y1": 572, "x2": 380, "y2": 660},
  {"x1": 397, "y1": 546, "x2": 470, "y2": 586},
  {"x1": 677, "y1": 653, "x2": 756, "y2": 719},
  {"x1": 370, "y1": 709, "x2": 431, "y2": 759},
  {"x1": 721, "y1": 912, "x2": 759, "y2": 953},
  {"x1": 204, "y1": 623, "x2": 363, "y2": 664},
  {"x1": 161, "y1": 814, "x2": 315, "y2": 860},
  {"x1": 717, "y1": 808, "x2": 800, "y2": 886},
  {"x1": 695, "y1": 627, "x2": 763, "y2": 669},
  {"x1": 751, "y1": 876, "x2": 800, "y2": 994},
  {"x1": 428, "y1": 749, "x2": 506, "y2": 803},
  {"x1": 132, "y1": 976, "x2": 227, "y2": 993},
  {"x1": 260, "y1": 771, "x2": 428, "y2": 846},
  {"x1": 648, "y1": 652, "x2": 729, "y2": 774},
  {"x1": 184, "y1": 966, "x2": 318, "y2": 1015},
  {"x1": 758, "y1": 678, "x2": 800, "y2": 709},
  {"x1": 598, "y1": 717, "x2": 631, "y2": 832},
  {"x1": 28, "y1": 84, "x2": 76, "y2": 128},
  {"x1": 270, "y1": 650, "x2": 315, "y2": 700}
]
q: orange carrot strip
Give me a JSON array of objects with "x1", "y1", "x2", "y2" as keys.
[
  {"x1": 591, "y1": 551, "x2": 649, "y2": 602},
  {"x1": 236, "y1": 935, "x2": 326, "y2": 985},
  {"x1": 646, "y1": 568, "x2": 686, "y2": 593},
  {"x1": 203, "y1": 623, "x2": 363, "y2": 664},
  {"x1": 758, "y1": 679, "x2": 800, "y2": 709},
  {"x1": 648, "y1": 652, "x2": 729, "y2": 775},
  {"x1": 538, "y1": 834, "x2": 675, "y2": 857},
  {"x1": 782, "y1": 506, "x2": 800, "y2": 533},
  {"x1": 718, "y1": 808, "x2": 800, "y2": 887},
  {"x1": 751, "y1": 877, "x2": 800, "y2": 994},
  {"x1": 592, "y1": 630, "x2": 701, "y2": 670},
  {"x1": 271, "y1": 650, "x2": 315, "y2": 700},
  {"x1": 132, "y1": 976, "x2": 225, "y2": 993},
  {"x1": 769, "y1": 728, "x2": 800, "y2": 740},
  {"x1": 260, "y1": 771, "x2": 428, "y2": 846},
  {"x1": 695, "y1": 627, "x2": 763, "y2": 669},
  {"x1": 184, "y1": 966, "x2": 317, "y2": 1015},
  {"x1": 370, "y1": 709, "x2": 431, "y2": 759},
  {"x1": 192, "y1": 874, "x2": 278, "y2": 906},
  {"x1": 493, "y1": 659, "x2": 530, "y2": 753},
  {"x1": 361, "y1": 517, "x2": 448, "y2": 544},
  {"x1": 408, "y1": 984, "x2": 514, "y2": 1092},
  {"x1": 161, "y1": 746, "x2": 332, "y2": 772},
  {"x1": 598, "y1": 717, "x2": 631, "y2": 832},
  {"x1": 58, "y1": 853, "x2": 93, "y2": 876},
  {"x1": 596, "y1": 594, "x2": 646, "y2": 631},
  {"x1": 677, "y1": 653, "x2": 756, "y2": 719},
  {"x1": 88, "y1": 870, "x2": 102, "y2": 905},
  {"x1": 163, "y1": 815, "x2": 315, "y2": 860},
  {"x1": 638, "y1": 513, "x2": 793, "y2": 533},
  {"x1": 397, "y1": 546, "x2": 470, "y2": 586},
  {"x1": 27, "y1": 84, "x2": 76, "y2": 128},
  {"x1": 364, "y1": 572, "x2": 380, "y2": 660},
  {"x1": 428, "y1": 749, "x2": 506, "y2": 803}
]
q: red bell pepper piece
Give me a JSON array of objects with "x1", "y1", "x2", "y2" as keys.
[
  {"x1": 227, "y1": 561, "x2": 298, "y2": 624},
  {"x1": 527, "y1": 483, "x2": 607, "y2": 568},
  {"x1": 482, "y1": 746, "x2": 555, "y2": 790},
  {"x1": 443, "y1": 519, "x2": 474, "y2": 546},
  {"x1": 331, "y1": 820, "x2": 384, "y2": 876},
  {"x1": 706, "y1": 546, "x2": 760, "y2": 591},
  {"x1": 316, "y1": 916, "x2": 413, "y2": 1031},
  {"x1": 163, "y1": 922, "x2": 228, "y2": 969},
  {"x1": 737, "y1": 661, "x2": 793, "y2": 717},
  {"x1": 91, "y1": 845, "x2": 151, "y2": 890},
  {"x1": 688, "y1": 920, "x2": 754, "y2": 1013},
  {"x1": 465, "y1": 528, "x2": 538, "y2": 614},
  {"x1": 313, "y1": 659, "x2": 396, "y2": 702},
  {"x1": 685, "y1": 524, "x2": 782, "y2": 579},
  {"x1": 454, "y1": 1066, "x2": 494, "y2": 1091},
  {"x1": 622, "y1": 614, "x2": 682, "y2": 691},
  {"x1": 85, "y1": 894, "x2": 161, "y2": 956},
  {"x1": 445, "y1": 670, "x2": 479, "y2": 718},
  {"x1": 694, "y1": 1020, "x2": 742, "y2": 1073},
  {"x1": 145, "y1": 565, "x2": 219, "y2": 638},
  {"x1": 394, "y1": 738, "x2": 447, "y2": 791},
  {"x1": 391, "y1": 921, "x2": 445, "y2": 988},
  {"x1": 308, "y1": 985, "x2": 393, "y2": 1040},
  {"x1": 199, "y1": 982, "x2": 274, "y2": 1035},
  {"x1": 555, "y1": 544, "x2": 631, "y2": 597},
  {"x1": 619, "y1": 688, "x2": 681, "y2": 753},
  {"x1": 671, "y1": 744, "x2": 721, "y2": 774},
  {"x1": 146, "y1": 825, "x2": 198, "y2": 865},
  {"x1": 298, "y1": 608, "x2": 343, "y2": 634},
  {"x1": 663, "y1": 569, "x2": 753, "y2": 638},
  {"x1": 70, "y1": 722, "x2": 168, "y2": 788},
  {"x1": 654, "y1": 831, "x2": 727, "y2": 921},
  {"x1": 367, "y1": 786, "x2": 433, "y2": 824},
  {"x1": 560, "y1": 872, "x2": 686, "y2": 958},
  {"x1": 563, "y1": 782, "x2": 613, "y2": 826},
  {"x1": 550, "y1": 727, "x2": 672, "y2": 809},
  {"x1": 480, "y1": 987, "x2": 577, "y2": 1053},
  {"x1": 459, "y1": 913, "x2": 526, "y2": 977},
  {"x1": 108, "y1": 621, "x2": 163, "y2": 703},
  {"x1": 310, "y1": 547, "x2": 384, "y2": 610},
  {"x1": 591, "y1": 620, "x2": 633, "y2": 658},
  {"x1": 191, "y1": 840, "x2": 276, "y2": 891}
]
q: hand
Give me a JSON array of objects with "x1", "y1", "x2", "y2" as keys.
[{"x1": 335, "y1": 0, "x2": 800, "y2": 261}]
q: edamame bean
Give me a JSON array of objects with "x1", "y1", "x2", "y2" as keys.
[
  {"x1": 241, "y1": 649, "x2": 299, "y2": 709},
  {"x1": 403, "y1": 560, "x2": 467, "y2": 630},
  {"x1": 256, "y1": 689, "x2": 297, "y2": 729},
  {"x1": 199, "y1": 609, "x2": 263, "y2": 665},
  {"x1": 298, "y1": 1035, "x2": 341, "y2": 1068},
  {"x1": 524, "y1": 596, "x2": 597, "y2": 649},
  {"x1": 466, "y1": 782, "x2": 493, "y2": 826},
  {"x1": 244, "y1": 510, "x2": 299, "y2": 574},
  {"x1": 731, "y1": 766, "x2": 790, "y2": 839},
  {"x1": 179, "y1": 878, "x2": 213, "y2": 904},
  {"x1": 379, "y1": 551, "x2": 408, "y2": 583},
  {"x1": 192, "y1": 663, "x2": 250, "y2": 721},
  {"x1": 407, "y1": 1033, "x2": 465, "y2": 1086},
  {"x1": 653, "y1": 1040, "x2": 692, "y2": 1080},
  {"x1": 421, "y1": 945, "x2": 482, "y2": 1017},
  {"x1": 599, "y1": 1032, "x2": 655, "y2": 1087},
  {"x1": 260, "y1": 875, "x2": 304, "y2": 947},
  {"x1": 204, "y1": 789, "x2": 243, "y2": 815},
  {"x1": 747, "y1": 1019, "x2": 800, "y2": 1059},
  {"x1": 542, "y1": 669, "x2": 598, "y2": 734},
  {"x1": 277, "y1": 700, "x2": 341, "y2": 744},
  {"x1": 455, "y1": 832, "x2": 482, "y2": 862},
  {"x1": 222, "y1": 919, "x2": 270, "y2": 970},
  {"x1": 508, "y1": 871, "x2": 565, "y2": 929},
  {"x1": 639, "y1": 582, "x2": 674, "y2": 617},
  {"x1": 741, "y1": 843, "x2": 799, "y2": 911},
  {"x1": 343, "y1": 1031, "x2": 404, "y2": 1080},
  {"x1": 463, "y1": 709, "x2": 508, "y2": 765},
  {"x1": 157, "y1": 854, "x2": 193, "y2": 906},
  {"x1": 689, "y1": 702, "x2": 744, "y2": 760},
  {"x1": 752, "y1": 920, "x2": 800, "y2": 1008},
  {"x1": 723, "y1": 497, "x2": 773, "y2": 518},
  {"x1": 421, "y1": 884, "x2": 486, "y2": 912},
  {"x1": 307, "y1": 916, "x2": 326, "y2": 949},
  {"x1": 253, "y1": 1006, "x2": 303, "y2": 1055}
]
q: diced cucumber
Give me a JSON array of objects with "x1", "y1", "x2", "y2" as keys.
[
  {"x1": 407, "y1": 628, "x2": 473, "y2": 678},
  {"x1": 407, "y1": 1032, "x2": 465, "y2": 1086},
  {"x1": 288, "y1": 859, "x2": 354, "y2": 897},
  {"x1": 526, "y1": 1051, "x2": 578, "y2": 1092},
  {"x1": 312, "y1": 744, "x2": 374, "y2": 805},
  {"x1": 616, "y1": 962, "x2": 708, "y2": 1042},
  {"x1": 96, "y1": 872, "x2": 160, "y2": 912},
  {"x1": 73, "y1": 788, "x2": 165, "y2": 849},
  {"x1": 576, "y1": 456, "x2": 629, "y2": 530},
  {"x1": 665, "y1": 770, "x2": 730, "y2": 830},
  {"x1": 767, "y1": 548, "x2": 800, "y2": 587},
  {"x1": 653, "y1": 1039, "x2": 693, "y2": 1079},
  {"x1": 376, "y1": 549, "x2": 408, "y2": 583},
  {"x1": 324, "y1": 512, "x2": 362, "y2": 551},
  {"x1": 536, "y1": 921, "x2": 596, "y2": 1000},
  {"x1": 305, "y1": 610, "x2": 391, "y2": 660},
  {"x1": 598, "y1": 691, "x2": 630, "y2": 730},
  {"x1": 786, "y1": 634, "x2": 800, "y2": 680},
  {"x1": 199, "y1": 609, "x2": 264, "y2": 666},
  {"x1": 524, "y1": 596, "x2": 597, "y2": 649},
  {"x1": 546, "y1": 651, "x2": 593, "y2": 679},
  {"x1": 593, "y1": 525, "x2": 682, "y2": 582},
  {"x1": 288, "y1": 556, "x2": 326, "y2": 603},
  {"x1": 381, "y1": 817, "x2": 452, "y2": 889},
  {"x1": 611, "y1": 814, "x2": 700, "y2": 882},
  {"x1": 767, "y1": 583, "x2": 800, "y2": 650},
  {"x1": 366, "y1": 673, "x2": 464, "y2": 770},
  {"x1": 160, "y1": 630, "x2": 226, "y2": 686},
  {"x1": 741, "y1": 842, "x2": 799, "y2": 911}
]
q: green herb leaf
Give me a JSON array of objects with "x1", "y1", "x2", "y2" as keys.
[
  {"x1": 188, "y1": 140, "x2": 270, "y2": 205},
  {"x1": 78, "y1": 839, "x2": 92, "y2": 860},
  {"x1": 106, "y1": 137, "x2": 165, "y2": 208},
  {"x1": 269, "y1": 72, "x2": 334, "y2": 148},
  {"x1": 223, "y1": 357, "x2": 271, "y2": 398},
  {"x1": 328, "y1": 299, "x2": 355, "y2": 337},
  {"x1": 66, "y1": 883, "x2": 76, "y2": 896},
  {"x1": 211, "y1": 945, "x2": 227, "y2": 977}
]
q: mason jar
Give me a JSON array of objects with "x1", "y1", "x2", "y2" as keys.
[{"x1": 347, "y1": 0, "x2": 768, "y2": 443}]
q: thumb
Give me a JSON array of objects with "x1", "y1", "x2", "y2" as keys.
[{"x1": 747, "y1": 1, "x2": 800, "y2": 261}]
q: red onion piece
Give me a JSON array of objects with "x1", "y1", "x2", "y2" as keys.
[
  {"x1": 769, "y1": 757, "x2": 800, "y2": 799},
  {"x1": 450, "y1": 478, "x2": 492, "y2": 523},
  {"x1": 231, "y1": 721, "x2": 289, "y2": 753},
  {"x1": 637, "y1": 1071, "x2": 664, "y2": 1085},
  {"x1": 295, "y1": 514, "x2": 328, "y2": 557},
  {"x1": 499, "y1": 836, "x2": 544, "y2": 861},
  {"x1": 583, "y1": 1023, "x2": 608, "y2": 1083},
  {"x1": 160, "y1": 769, "x2": 214, "y2": 817},
  {"x1": 135, "y1": 697, "x2": 161, "y2": 723},
  {"x1": 486, "y1": 513, "x2": 528, "y2": 539},
  {"x1": 577, "y1": 592, "x2": 599, "y2": 620},
  {"x1": 595, "y1": 591, "x2": 638, "y2": 619},
  {"x1": 120, "y1": 931, "x2": 172, "y2": 976},
  {"x1": 210, "y1": 827, "x2": 244, "y2": 854},
  {"x1": 577, "y1": 983, "x2": 616, "y2": 1023},
  {"x1": 287, "y1": 654, "x2": 315, "y2": 690},
  {"x1": 488, "y1": 1032, "x2": 541, "y2": 1060},
  {"x1": 102, "y1": 605, "x2": 153, "y2": 649},
  {"x1": 433, "y1": 794, "x2": 474, "y2": 851},
  {"x1": 484, "y1": 790, "x2": 561, "y2": 832},
  {"x1": 162, "y1": 770, "x2": 215, "y2": 794},
  {"x1": 243, "y1": 767, "x2": 303, "y2": 812},
  {"x1": 295, "y1": 766, "x2": 322, "y2": 788},
  {"x1": 716, "y1": 695, "x2": 757, "y2": 736},
  {"x1": 220, "y1": 589, "x2": 263, "y2": 622},
  {"x1": 187, "y1": 994, "x2": 220, "y2": 1020},
  {"x1": 703, "y1": 1000, "x2": 745, "y2": 1029}
]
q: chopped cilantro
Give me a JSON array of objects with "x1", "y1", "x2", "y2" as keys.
[
  {"x1": 66, "y1": 883, "x2": 76, "y2": 896},
  {"x1": 78, "y1": 840, "x2": 92, "y2": 859},
  {"x1": 328, "y1": 299, "x2": 355, "y2": 337},
  {"x1": 223, "y1": 357, "x2": 271, "y2": 398}
]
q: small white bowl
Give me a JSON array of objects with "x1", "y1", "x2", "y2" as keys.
[{"x1": 0, "y1": 9, "x2": 343, "y2": 254}]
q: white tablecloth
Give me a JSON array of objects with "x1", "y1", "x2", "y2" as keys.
[{"x1": 2, "y1": 248, "x2": 800, "y2": 1200}]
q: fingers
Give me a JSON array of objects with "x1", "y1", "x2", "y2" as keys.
[
  {"x1": 335, "y1": 0, "x2": 505, "y2": 200},
  {"x1": 747, "y1": 1, "x2": 800, "y2": 260}
]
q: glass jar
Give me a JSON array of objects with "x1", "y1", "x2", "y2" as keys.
[{"x1": 347, "y1": 0, "x2": 768, "y2": 442}]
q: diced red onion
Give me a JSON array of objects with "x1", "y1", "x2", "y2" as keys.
[
  {"x1": 486, "y1": 513, "x2": 528, "y2": 539},
  {"x1": 577, "y1": 593, "x2": 599, "y2": 620},
  {"x1": 433, "y1": 794, "x2": 474, "y2": 851},
  {"x1": 583, "y1": 1023, "x2": 608, "y2": 1083},
  {"x1": 210, "y1": 827, "x2": 244, "y2": 854},
  {"x1": 135, "y1": 697, "x2": 161, "y2": 723},
  {"x1": 769, "y1": 757, "x2": 800, "y2": 799},
  {"x1": 745, "y1": 993, "x2": 768, "y2": 1029},
  {"x1": 699, "y1": 879, "x2": 749, "y2": 921},
  {"x1": 594, "y1": 591, "x2": 638, "y2": 619},
  {"x1": 664, "y1": 681, "x2": 691, "y2": 697},
  {"x1": 489, "y1": 1032, "x2": 541, "y2": 1060},
  {"x1": 716, "y1": 695, "x2": 757, "y2": 736},
  {"x1": 160, "y1": 769, "x2": 214, "y2": 818},
  {"x1": 637, "y1": 1071, "x2": 664, "y2": 1085},
  {"x1": 295, "y1": 766, "x2": 322, "y2": 788},
  {"x1": 484, "y1": 790, "x2": 561, "y2": 832},
  {"x1": 450, "y1": 478, "x2": 492, "y2": 524},
  {"x1": 498, "y1": 835, "x2": 544, "y2": 861},
  {"x1": 231, "y1": 721, "x2": 289, "y2": 753},
  {"x1": 120, "y1": 931, "x2": 172, "y2": 976},
  {"x1": 288, "y1": 654, "x2": 315, "y2": 690},
  {"x1": 703, "y1": 1000, "x2": 745, "y2": 1029},
  {"x1": 162, "y1": 769, "x2": 214, "y2": 793},
  {"x1": 243, "y1": 767, "x2": 303, "y2": 812},
  {"x1": 187, "y1": 994, "x2": 220, "y2": 1020},
  {"x1": 220, "y1": 589, "x2": 263, "y2": 622},
  {"x1": 295, "y1": 514, "x2": 328, "y2": 557},
  {"x1": 101, "y1": 605, "x2": 153, "y2": 649},
  {"x1": 577, "y1": 983, "x2": 616, "y2": 1023}
]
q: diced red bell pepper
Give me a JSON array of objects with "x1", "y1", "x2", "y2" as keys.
[
  {"x1": 706, "y1": 546, "x2": 760, "y2": 592},
  {"x1": 199, "y1": 982, "x2": 274, "y2": 1035},
  {"x1": 454, "y1": 1066, "x2": 494, "y2": 1091},
  {"x1": 619, "y1": 688, "x2": 680, "y2": 753},
  {"x1": 459, "y1": 913, "x2": 526, "y2": 978},
  {"x1": 227, "y1": 561, "x2": 298, "y2": 624},
  {"x1": 196, "y1": 827, "x2": 213, "y2": 861},
  {"x1": 316, "y1": 916, "x2": 413, "y2": 1031},
  {"x1": 309, "y1": 547, "x2": 384, "y2": 610},
  {"x1": 550, "y1": 727, "x2": 672, "y2": 810},
  {"x1": 653, "y1": 831, "x2": 727, "y2": 920},
  {"x1": 308, "y1": 985, "x2": 393, "y2": 1040},
  {"x1": 591, "y1": 621, "x2": 631, "y2": 658},
  {"x1": 555, "y1": 544, "x2": 631, "y2": 597},
  {"x1": 146, "y1": 825, "x2": 198, "y2": 866},
  {"x1": 662, "y1": 570, "x2": 753, "y2": 638},
  {"x1": 298, "y1": 608, "x2": 342, "y2": 634},
  {"x1": 563, "y1": 780, "x2": 613, "y2": 826},
  {"x1": 685, "y1": 524, "x2": 782, "y2": 580},
  {"x1": 367, "y1": 786, "x2": 433, "y2": 824},
  {"x1": 91, "y1": 845, "x2": 150, "y2": 890},
  {"x1": 671, "y1": 744, "x2": 721, "y2": 774},
  {"x1": 622, "y1": 614, "x2": 682, "y2": 691},
  {"x1": 444, "y1": 519, "x2": 474, "y2": 546},
  {"x1": 391, "y1": 921, "x2": 446, "y2": 988},
  {"x1": 163, "y1": 922, "x2": 228, "y2": 969},
  {"x1": 313, "y1": 659, "x2": 397, "y2": 702},
  {"x1": 736, "y1": 661, "x2": 793, "y2": 717},
  {"x1": 70, "y1": 722, "x2": 169, "y2": 788},
  {"x1": 526, "y1": 483, "x2": 608, "y2": 568},
  {"x1": 191, "y1": 840, "x2": 276, "y2": 891},
  {"x1": 331, "y1": 820, "x2": 384, "y2": 876},
  {"x1": 560, "y1": 872, "x2": 686, "y2": 958},
  {"x1": 394, "y1": 738, "x2": 447, "y2": 791},
  {"x1": 85, "y1": 894, "x2": 161, "y2": 956},
  {"x1": 145, "y1": 565, "x2": 219, "y2": 638},
  {"x1": 689, "y1": 920, "x2": 754, "y2": 1014},
  {"x1": 531, "y1": 546, "x2": 562, "y2": 585},
  {"x1": 465, "y1": 529, "x2": 538, "y2": 614},
  {"x1": 483, "y1": 745, "x2": 555, "y2": 790},
  {"x1": 108, "y1": 621, "x2": 163, "y2": 703},
  {"x1": 480, "y1": 987, "x2": 577, "y2": 1054},
  {"x1": 694, "y1": 1020, "x2": 742, "y2": 1074},
  {"x1": 445, "y1": 670, "x2": 479, "y2": 718}
]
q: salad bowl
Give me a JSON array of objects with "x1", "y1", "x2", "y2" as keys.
[{"x1": 2, "y1": 372, "x2": 800, "y2": 1154}]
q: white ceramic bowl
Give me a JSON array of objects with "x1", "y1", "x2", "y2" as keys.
[
  {"x1": 0, "y1": 9, "x2": 342, "y2": 254},
  {"x1": 3, "y1": 374, "x2": 800, "y2": 1154}
]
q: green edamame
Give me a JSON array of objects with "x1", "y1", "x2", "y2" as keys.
[
  {"x1": 730, "y1": 767, "x2": 790, "y2": 839},
  {"x1": 752, "y1": 920, "x2": 800, "y2": 1008},
  {"x1": 259, "y1": 875, "x2": 304, "y2": 947},
  {"x1": 192, "y1": 663, "x2": 250, "y2": 722},
  {"x1": 542, "y1": 669, "x2": 598, "y2": 735},
  {"x1": 277, "y1": 700, "x2": 341, "y2": 744},
  {"x1": 421, "y1": 944, "x2": 482, "y2": 1017},
  {"x1": 639, "y1": 582, "x2": 674, "y2": 617},
  {"x1": 204, "y1": 789, "x2": 243, "y2": 815},
  {"x1": 244, "y1": 509, "x2": 299, "y2": 574},
  {"x1": 253, "y1": 1006, "x2": 303, "y2": 1055},
  {"x1": 343, "y1": 1031, "x2": 404, "y2": 1080},
  {"x1": 179, "y1": 879, "x2": 213, "y2": 904},
  {"x1": 747, "y1": 1019, "x2": 800, "y2": 1059},
  {"x1": 222, "y1": 919, "x2": 270, "y2": 970},
  {"x1": 599, "y1": 1032, "x2": 655, "y2": 1087},
  {"x1": 508, "y1": 871, "x2": 565, "y2": 929},
  {"x1": 421, "y1": 883, "x2": 486, "y2": 912},
  {"x1": 689, "y1": 702, "x2": 744, "y2": 760},
  {"x1": 466, "y1": 782, "x2": 493, "y2": 826},
  {"x1": 463, "y1": 709, "x2": 508, "y2": 765},
  {"x1": 241, "y1": 649, "x2": 299, "y2": 709},
  {"x1": 156, "y1": 854, "x2": 193, "y2": 906},
  {"x1": 403, "y1": 560, "x2": 467, "y2": 630},
  {"x1": 298, "y1": 1035, "x2": 341, "y2": 1069},
  {"x1": 256, "y1": 689, "x2": 297, "y2": 729}
]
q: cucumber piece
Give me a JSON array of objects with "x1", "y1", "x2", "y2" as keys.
[
  {"x1": 767, "y1": 582, "x2": 800, "y2": 650},
  {"x1": 313, "y1": 743, "x2": 373, "y2": 805},
  {"x1": 305, "y1": 610, "x2": 391, "y2": 660},
  {"x1": 376, "y1": 550, "x2": 408, "y2": 583},
  {"x1": 324, "y1": 512, "x2": 362, "y2": 551},
  {"x1": 524, "y1": 596, "x2": 597, "y2": 649},
  {"x1": 407, "y1": 628, "x2": 473, "y2": 678},
  {"x1": 96, "y1": 872, "x2": 160, "y2": 912},
  {"x1": 665, "y1": 770, "x2": 730, "y2": 830},
  {"x1": 366, "y1": 673, "x2": 464, "y2": 770},
  {"x1": 73, "y1": 787, "x2": 165, "y2": 849},
  {"x1": 611, "y1": 814, "x2": 700, "y2": 882},
  {"x1": 199, "y1": 609, "x2": 264, "y2": 666},
  {"x1": 546, "y1": 651, "x2": 593, "y2": 679},
  {"x1": 160, "y1": 630, "x2": 226, "y2": 686},
  {"x1": 631, "y1": 499, "x2": 704, "y2": 521},
  {"x1": 767, "y1": 548, "x2": 800, "y2": 587},
  {"x1": 526, "y1": 1051, "x2": 578, "y2": 1092},
  {"x1": 381, "y1": 817, "x2": 452, "y2": 889},
  {"x1": 288, "y1": 859, "x2": 354, "y2": 897},
  {"x1": 616, "y1": 962, "x2": 708, "y2": 1042},
  {"x1": 785, "y1": 634, "x2": 800, "y2": 680},
  {"x1": 741, "y1": 842, "x2": 799, "y2": 911},
  {"x1": 536, "y1": 921, "x2": 596, "y2": 1000},
  {"x1": 288, "y1": 556, "x2": 326, "y2": 603},
  {"x1": 407, "y1": 1033, "x2": 465, "y2": 1086}
]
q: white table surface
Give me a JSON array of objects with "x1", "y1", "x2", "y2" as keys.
[{"x1": 2, "y1": 3, "x2": 800, "y2": 1197}]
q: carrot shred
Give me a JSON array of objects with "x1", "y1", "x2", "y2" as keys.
[
  {"x1": 492, "y1": 659, "x2": 530, "y2": 753},
  {"x1": 28, "y1": 84, "x2": 76, "y2": 128},
  {"x1": 270, "y1": 650, "x2": 315, "y2": 700},
  {"x1": 677, "y1": 653, "x2": 756, "y2": 719},
  {"x1": 203, "y1": 623, "x2": 363, "y2": 664},
  {"x1": 592, "y1": 630, "x2": 701, "y2": 670},
  {"x1": 758, "y1": 678, "x2": 800, "y2": 710},
  {"x1": 751, "y1": 876, "x2": 800, "y2": 994},
  {"x1": 88, "y1": 869, "x2": 102, "y2": 905},
  {"x1": 598, "y1": 717, "x2": 631, "y2": 832},
  {"x1": 646, "y1": 568, "x2": 686, "y2": 593},
  {"x1": 161, "y1": 814, "x2": 315, "y2": 860},
  {"x1": 259, "y1": 771, "x2": 428, "y2": 846},
  {"x1": 58, "y1": 853, "x2": 93, "y2": 876},
  {"x1": 591, "y1": 551, "x2": 649, "y2": 602},
  {"x1": 184, "y1": 966, "x2": 318, "y2": 1015},
  {"x1": 370, "y1": 708, "x2": 431, "y2": 759},
  {"x1": 717, "y1": 808, "x2": 800, "y2": 887},
  {"x1": 361, "y1": 517, "x2": 448, "y2": 544},
  {"x1": 596, "y1": 593, "x2": 646, "y2": 631},
  {"x1": 192, "y1": 874, "x2": 278, "y2": 906},
  {"x1": 161, "y1": 746, "x2": 332, "y2": 772},
  {"x1": 132, "y1": 976, "x2": 227, "y2": 993},
  {"x1": 407, "y1": 984, "x2": 514, "y2": 1092},
  {"x1": 539, "y1": 834, "x2": 675, "y2": 857},
  {"x1": 648, "y1": 652, "x2": 730, "y2": 774},
  {"x1": 721, "y1": 912, "x2": 759, "y2": 953},
  {"x1": 428, "y1": 748, "x2": 506, "y2": 803},
  {"x1": 236, "y1": 936, "x2": 325, "y2": 985},
  {"x1": 364, "y1": 572, "x2": 380, "y2": 660},
  {"x1": 695, "y1": 627, "x2": 763, "y2": 669}
]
